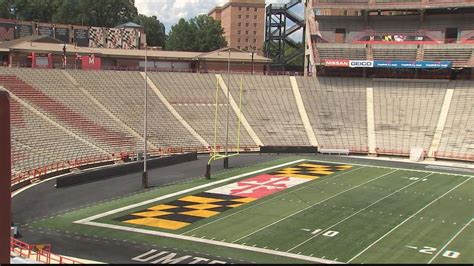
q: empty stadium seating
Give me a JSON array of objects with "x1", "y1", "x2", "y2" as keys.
[
  {"x1": 147, "y1": 72, "x2": 255, "y2": 148},
  {"x1": 437, "y1": 80, "x2": 474, "y2": 159},
  {"x1": 372, "y1": 79, "x2": 447, "y2": 155},
  {"x1": 297, "y1": 77, "x2": 369, "y2": 152},
  {"x1": 67, "y1": 70, "x2": 203, "y2": 149},
  {"x1": 1, "y1": 67, "x2": 473, "y2": 184},
  {"x1": 227, "y1": 74, "x2": 310, "y2": 146}
]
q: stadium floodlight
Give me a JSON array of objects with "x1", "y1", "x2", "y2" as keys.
[{"x1": 142, "y1": 44, "x2": 149, "y2": 189}]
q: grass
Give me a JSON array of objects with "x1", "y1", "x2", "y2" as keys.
[{"x1": 30, "y1": 156, "x2": 474, "y2": 264}]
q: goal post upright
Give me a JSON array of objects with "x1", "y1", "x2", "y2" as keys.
[{"x1": 205, "y1": 76, "x2": 244, "y2": 179}]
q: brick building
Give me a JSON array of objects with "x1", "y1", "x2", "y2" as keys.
[{"x1": 209, "y1": 0, "x2": 265, "y2": 55}]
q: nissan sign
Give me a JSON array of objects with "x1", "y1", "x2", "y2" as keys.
[{"x1": 350, "y1": 60, "x2": 374, "y2": 68}]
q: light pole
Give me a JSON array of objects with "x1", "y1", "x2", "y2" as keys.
[
  {"x1": 142, "y1": 44, "x2": 149, "y2": 189},
  {"x1": 223, "y1": 48, "x2": 231, "y2": 169}
]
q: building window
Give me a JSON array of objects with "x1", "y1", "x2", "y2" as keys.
[
  {"x1": 246, "y1": 30, "x2": 249, "y2": 35},
  {"x1": 246, "y1": 7, "x2": 249, "y2": 11},
  {"x1": 238, "y1": 30, "x2": 241, "y2": 35},
  {"x1": 238, "y1": 14, "x2": 241, "y2": 18},
  {"x1": 245, "y1": 46, "x2": 249, "y2": 50},
  {"x1": 238, "y1": 22, "x2": 241, "y2": 27},
  {"x1": 253, "y1": 31, "x2": 257, "y2": 35},
  {"x1": 254, "y1": 8, "x2": 257, "y2": 12},
  {"x1": 246, "y1": 23, "x2": 249, "y2": 27},
  {"x1": 254, "y1": 15, "x2": 258, "y2": 19},
  {"x1": 254, "y1": 23, "x2": 257, "y2": 27},
  {"x1": 239, "y1": 7, "x2": 242, "y2": 11},
  {"x1": 237, "y1": 46, "x2": 241, "y2": 49},
  {"x1": 238, "y1": 38, "x2": 241, "y2": 42},
  {"x1": 253, "y1": 39, "x2": 257, "y2": 43}
]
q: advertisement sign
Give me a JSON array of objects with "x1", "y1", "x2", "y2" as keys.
[
  {"x1": 323, "y1": 59, "x2": 349, "y2": 67},
  {"x1": 15, "y1": 24, "x2": 33, "y2": 38},
  {"x1": 74, "y1": 29, "x2": 89, "y2": 47},
  {"x1": 373, "y1": 60, "x2": 452, "y2": 69},
  {"x1": 349, "y1": 60, "x2": 374, "y2": 68},
  {"x1": 38, "y1": 26, "x2": 54, "y2": 37},
  {"x1": 55, "y1": 27, "x2": 69, "y2": 43}
]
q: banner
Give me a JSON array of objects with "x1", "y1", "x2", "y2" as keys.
[
  {"x1": 15, "y1": 24, "x2": 33, "y2": 38},
  {"x1": 55, "y1": 27, "x2": 69, "y2": 43},
  {"x1": 323, "y1": 59, "x2": 349, "y2": 67},
  {"x1": 37, "y1": 26, "x2": 54, "y2": 37},
  {"x1": 81, "y1": 54, "x2": 101, "y2": 70},
  {"x1": 324, "y1": 59, "x2": 451, "y2": 69},
  {"x1": 349, "y1": 60, "x2": 374, "y2": 68},
  {"x1": 74, "y1": 29, "x2": 89, "y2": 47},
  {"x1": 373, "y1": 60, "x2": 452, "y2": 69}
]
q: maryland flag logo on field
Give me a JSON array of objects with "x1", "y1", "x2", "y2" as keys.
[{"x1": 115, "y1": 162, "x2": 352, "y2": 230}]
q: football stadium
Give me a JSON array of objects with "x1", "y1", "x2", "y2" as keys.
[{"x1": 1, "y1": 0, "x2": 473, "y2": 264}]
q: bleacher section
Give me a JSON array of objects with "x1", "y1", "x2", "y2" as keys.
[
  {"x1": 226, "y1": 75, "x2": 310, "y2": 146},
  {"x1": 297, "y1": 77, "x2": 368, "y2": 152},
  {"x1": 437, "y1": 80, "x2": 474, "y2": 159},
  {"x1": 148, "y1": 72, "x2": 255, "y2": 148},
  {"x1": 2, "y1": 68, "x2": 473, "y2": 184},
  {"x1": 0, "y1": 68, "x2": 138, "y2": 153},
  {"x1": 373, "y1": 79, "x2": 447, "y2": 155},
  {"x1": 68, "y1": 70, "x2": 202, "y2": 149},
  {"x1": 10, "y1": 99, "x2": 104, "y2": 174}
]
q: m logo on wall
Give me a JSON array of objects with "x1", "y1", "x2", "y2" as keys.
[
  {"x1": 0, "y1": 22, "x2": 15, "y2": 41},
  {"x1": 80, "y1": 54, "x2": 101, "y2": 70}
]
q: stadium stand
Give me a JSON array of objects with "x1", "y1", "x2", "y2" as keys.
[
  {"x1": 373, "y1": 79, "x2": 447, "y2": 156},
  {"x1": 9, "y1": 99, "x2": 104, "y2": 175},
  {"x1": 147, "y1": 72, "x2": 255, "y2": 147},
  {"x1": 296, "y1": 77, "x2": 369, "y2": 153},
  {"x1": 1, "y1": 67, "x2": 473, "y2": 185},
  {"x1": 437, "y1": 80, "x2": 474, "y2": 159},
  {"x1": 226, "y1": 74, "x2": 310, "y2": 146},
  {"x1": 67, "y1": 70, "x2": 203, "y2": 149}
]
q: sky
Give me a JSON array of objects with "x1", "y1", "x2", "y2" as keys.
[{"x1": 135, "y1": 0, "x2": 302, "y2": 34}]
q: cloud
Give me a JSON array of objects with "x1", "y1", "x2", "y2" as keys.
[{"x1": 135, "y1": 0, "x2": 295, "y2": 32}]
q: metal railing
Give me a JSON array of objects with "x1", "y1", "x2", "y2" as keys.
[{"x1": 11, "y1": 237, "x2": 82, "y2": 264}]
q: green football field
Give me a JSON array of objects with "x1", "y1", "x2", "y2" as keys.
[{"x1": 31, "y1": 156, "x2": 473, "y2": 264}]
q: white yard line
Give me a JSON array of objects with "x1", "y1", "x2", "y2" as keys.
[
  {"x1": 287, "y1": 173, "x2": 434, "y2": 253},
  {"x1": 75, "y1": 159, "x2": 306, "y2": 224},
  {"x1": 347, "y1": 176, "x2": 472, "y2": 263},
  {"x1": 231, "y1": 170, "x2": 399, "y2": 244},
  {"x1": 182, "y1": 166, "x2": 364, "y2": 235},
  {"x1": 78, "y1": 221, "x2": 343, "y2": 264},
  {"x1": 307, "y1": 158, "x2": 473, "y2": 178},
  {"x1": 428, "y1": 218, "x2": 473, "y2": 264}
]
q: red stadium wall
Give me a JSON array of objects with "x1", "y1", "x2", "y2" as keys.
[{"x1": 0, "y1": 90, "x2": 11, "y2": 264}]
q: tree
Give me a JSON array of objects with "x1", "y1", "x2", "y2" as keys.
[
  {"x1": 0, "y1": 0, "x2": 14, "y2": 19},
  {"x1": 166, "y1": 15, "x2": 227, "y2": 52},
  {"x1": 166, "y1": 18, "x2": 196, "y2": 51},
  {"x1": 133, "y1": 14, "x2": 166, "y2": 48},
  {"x1": 5, "y1": 0, "x2": 138, "y2": 27},
  {"x1": 190, "y1": 15, "x2": 227, "y2": 52}
]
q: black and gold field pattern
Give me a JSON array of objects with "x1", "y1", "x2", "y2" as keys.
[{"x1": 115, "y1": 162, "x2": 352, "y2": 230}]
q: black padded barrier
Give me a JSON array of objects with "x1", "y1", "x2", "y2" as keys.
[{"x1": 56, "y1": 152, "x2": 197, "y2": 188}]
